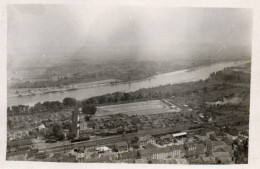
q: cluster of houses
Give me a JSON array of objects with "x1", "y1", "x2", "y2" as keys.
[
  {"x1": 7, "y1": 109, "x2": 72, "y2": 141},
  {"x1": 77, "y1": 112, "x2": 193, "y2": 138},
  {"x1": 7, "y1": 105, "x2": 30, "y2": 115},
  {"x1": 7, "y1": 104, "x2": 248, "y2": 164},
  {"x1": 7, "y1": 123, "x2": 249, "y2": 164}
]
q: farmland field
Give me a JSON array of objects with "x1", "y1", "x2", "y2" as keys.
[{"x1": 96, "y1": 100, "x2": 178, "y2": 116}]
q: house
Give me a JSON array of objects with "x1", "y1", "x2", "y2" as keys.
[
  {"x1": 138, "y1": 135, "x2": 156, "y2": 149},
  {"x1": 79, "y1": 121, "x2": 88, "y2": 134},
  {"x1": 213, "y1": 140, "x2": 227, "y2": 151},
  {"x1": 77, "y1": 152, "x2": 85, "y2": 162},
  {"x1": 84, "y1": 155, "x2": 113, "y2": 163},
  {"x1": 212, "y1": 152, "x2": 232, "y2": 164},
  {"x1": 38, "y1": 124, "x2": 46, "y2": 131},
  {"x1": 42, "y1": 120, "x2": 53, "y2": 128},
  {"x1": 201, "y1": 156, "x2": 215, "y2": 164},
  {"x1": 184, "y1": 142, "x2": 197, "y2": 151},
  {"x1": 96, "y1": 146, "x2": 111, "y2": 153},
  {"x1": 194, "y1": 135, "x2": 208, "y2": 141},
  {"x1": 7, "y1": 139, "x2": 33, "y2": 149},
  {"x1": 115, "y1": 142, "x2": 128, "y2": 152},
  {"x1": 184, "y1": 143, "x2": 206, "y2": 158},
  {"x1": 144, "y1": 143, "x2": 157, "y2": 149},
  {"x1": 118, "y1": 151, "x2": 138, "y2": 163},
  {"x1": 61, "y1": 154, "x2": 77, "y2": 162},
  {"x1": 140, "y1": 145, "x2": 185, "y2": 161},
  {"x1": 135, "y1": 158, "x2": 148, "y2": 163},
  {"x1": 160, "y1": 134, "x2": 173, "y2": 144},
  {"x1": 87, "y1": 121, "x2": 95, "y2": 128},
  {"x1": 215, "y1": 155, "x2": 233, "y2": 164},
  {"x1": 160, "y1": 159, "x2": 178, "y2": 164},
  {"x1": 205, "y1": 140, "x2": 214, "y2": 155},
  {"x1": 222, "y1": 136, "x2": 233, "y2": 146},
  {"x1": 200, "y1": 128, "x2": 215, "y2": 137},
  {"x1": 188, "y1": 158, "x2": 204, "y2": 164}
]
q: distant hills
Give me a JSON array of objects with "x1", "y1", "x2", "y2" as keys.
[{"x1": 8, "y1": 43, "x2": 251, "y2": 71}]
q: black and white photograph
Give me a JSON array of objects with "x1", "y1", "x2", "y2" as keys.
[{"x1": 2, "y1": 1, "x2": 259, "y2": 167}]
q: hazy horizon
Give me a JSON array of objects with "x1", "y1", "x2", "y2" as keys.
[{"x1": 8, "y1": 5, "x2": 252, "y2": 68}]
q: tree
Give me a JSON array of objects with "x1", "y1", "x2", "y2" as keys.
[
  {"x1": 62, "y1": 121, "x2": 72, "y2": 130},
  {"x1": 63, "y1": 97, "x2": 77, "y2": 107},
  {"x1": 7, "y1": 107, "x2": 12, "y2": 115},
  {"x1": 123, "y1": 93, "x2": 131, "y2": 101},
  {"x1": 7, "y1": 120, "x2": 13, "y2": 129},
  {"x1": 52, "y1": 123, "x2": 64, "y2": 140},
  {"x1": 137, "y1": 151, "x2": 141, "y2": 159},
  {"x1": 82, "y1": 104, "x2": 97, "y2": 116},
  {"x1": 85, "y1": 115, "x2": 90, "y2": 121},
  {"x1": 11, "y1": 106, "x2": 19, "y2": 114},
  {"x1": 203, "y1": 86, "x2": 208, "y2": 93},
  {"x1": 68, "y1": 132, "x2": 76, "y2": 140},
  {"x1": 43, "y1": 101, "x2": 63, "y2": 111}
]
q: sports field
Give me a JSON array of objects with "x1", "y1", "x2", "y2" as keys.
[{"x1": 96, "y1": 100, "x2": 179, "y2": 116}]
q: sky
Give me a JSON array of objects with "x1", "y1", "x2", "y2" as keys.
[{"x1": 7, "y1": 5, "x2": 252, "y2": 66}]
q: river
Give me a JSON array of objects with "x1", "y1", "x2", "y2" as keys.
[{"x1": 7, "y1": 61, "x2": 249, "y2": 107}]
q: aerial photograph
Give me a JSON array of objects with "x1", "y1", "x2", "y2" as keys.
[{"x1": 7, "y1": 4, "x2": 251, "y2": 164}]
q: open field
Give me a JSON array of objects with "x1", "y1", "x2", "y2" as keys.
[{"x1": 96, "y1": 100, "x2": 178, "y2": 116}]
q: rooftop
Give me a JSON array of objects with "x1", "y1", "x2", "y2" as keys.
[
  {"x1": 212, "y1": 151, "x2": 230, "y2": 158},
  {"x1": 138, "y1": 135, "x2": 152, "y2": 142},
  {"x1": 140, "y1": 145, "x2": 184, "y2": 156},
  {"x1": 173, "y1": 132, "x2": 187, "y2": 137},
  {"x1": 119, "y1": 151, "x2": 138, "y2": 159},
  {"x1": 115, "y1": 141, "x2": 128, "y2": 147}
]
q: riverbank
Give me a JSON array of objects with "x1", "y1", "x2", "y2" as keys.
[
  {"x1": 7, "y1": 79, "x2": 122, "y2": 98},
  {"x1": 7, "y1": 60, "x2": 250, "y2": 107},
  {"x1": 6, "y1": 65, "x2": 211, "y2": 98}
]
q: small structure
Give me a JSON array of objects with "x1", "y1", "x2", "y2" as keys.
[
  {"x1": 138, "y1": 135, "x2": 156, "y2": 149},
  {"x1": 63, "y1": 129, "x2": 70, "y2": 139},
  {"x1": 118, "y1": 151, "x2": 138, "y2": 163},
  {"x1": 80, "y1": 121, "x2": 88, "y2": 134},
  {"x1": 172, "y1": 132, "x2": 187, "y2": 145},
  {"x1": 212, "y1": 152, "x2": 231, "y2": 164},
  {"x1": 184, "y1": 143, "x2": 206, "y2": 159},
  {"x1": 160, "y1": 134, "x2": 173, "y2": 144},
  {"x1": 38, "y1": 124, "x2": 46, "y2": 131},
  {"x1": 162, "y1": 99, "x2": 181, "y2": 112},
  {"x1": 172, "y1": 132, "x2": 187, "y2": 138},
  {"x1": 201, "y1": 156, "x2": 215, "y2": 164},
  {"x1": 115, "y1": 142, "x2": 128, "y2": 152},
  {"x1": 7, "y1": 139, "x2": 33, "y2": 149},
  {"x1": 96, "y1": 146, "x2": 111, "y2": 153}
]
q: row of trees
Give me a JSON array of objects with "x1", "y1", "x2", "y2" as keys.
[
  {"x1": 8, "y1": 98, "x2": 75, "y2": 115},
  {"x1": 7, "y1": 97, "x2": 97, "y2": 117}
]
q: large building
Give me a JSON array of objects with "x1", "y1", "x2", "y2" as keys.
[{"x1": 140, "y1": 145, "x2": 185, "y2": 161}]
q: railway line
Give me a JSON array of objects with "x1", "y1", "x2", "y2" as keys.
[
  {"x1": 8, "y1": 118, "x2": 242, "y2": 160},
  {"x1": 33, "y1": 123, "x2": 212, "y2": 156}
]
